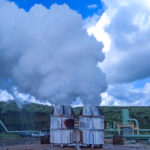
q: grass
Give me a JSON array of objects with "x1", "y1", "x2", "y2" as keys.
[{"x1": 0, "y1": 133, "x2": 20, "y2": 139}]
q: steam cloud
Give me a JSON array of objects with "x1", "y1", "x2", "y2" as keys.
[{"x1": 0, "y1": 0, "x2": 107, "y2": 105}]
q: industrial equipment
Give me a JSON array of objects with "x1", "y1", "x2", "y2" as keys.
[
  {"x1": 50, "y1": 105, "x2": 75, "y2": 146},
  {"x1": 0, "y1": 120, "x2": 42, "y2": 137},
  {"x1": 2, "y1": 107, "x2": 149, "y2": 147},
  {"x1": 105, "y1": 109, "x2": 150, "y2": 140},
  {"x1": 49, "y1": 105, "x2": 104, "y2": 148},
  {"x1": 79, "y1": 105, "x2": 104, "y2": 148}
]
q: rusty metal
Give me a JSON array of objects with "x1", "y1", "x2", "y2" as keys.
[
  {"x1": 64, "y1": 118, "x2": 74, "y2": 129},
  {"x1": 74, "y1": 130, "x2": 83, "y2": 144},
  {"x1": 50, "y1": 105, "x2": 104, "y2": 148},
  {"x1": 50, "y1": 105, "x2": 75, "y2": 145},
  {"x1": 113, "y1": 134, "x2": 124, "y2": 145},
  {"x1": 50, "y1": 116, "x2": 74, "y2": 129},
  {"x1": 79, "y1": 117, "x2": 104, "y2": 130},
  {"x1": 53, "y1": 105, "x2": 74, "y2": 116},
  {"x1": 81, "y1": 130, "x2": 104, "y2": 145},
  {"x1": 50, "y1": 129, "x2": 74, "y2": 144},
  {"x1": 64, "y1": 105, "x2": 74, "y2": 116},
  {"x1": 79, "y1": 105, "x2": 104, "y2": 147},
  {"x1": 82, "y1": 105, "x2": 101, "y2": 117},
  {"x1": 54, "y1": 105, "x2": 64, "y2": 115}
]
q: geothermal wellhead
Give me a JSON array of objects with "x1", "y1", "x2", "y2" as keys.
[{"x1": 49, "y1": 105, "x2": 104, "y2": 148}]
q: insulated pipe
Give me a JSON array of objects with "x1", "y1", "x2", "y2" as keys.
[
  {"x1": 105, "y1": 134, "x2": 150, "y2": 139},
  {"x1": 0, "y1": 120, "x2": 8, "y2": 133},
  {"x1": 139, "y1": 129, "x2": 150, "y2": 132},
  {"x1": 129, "y1": 118, "x2": 139, "y2": 128},
  {"x1": 0, "y1": 120, "x2": 39, "y2": 134},
  {"x1": 122, "y1": 109, "x2": 129, "y2": 125},
  {"x1": 122, "y1": 109, "x2": 139, "y2": 128}
]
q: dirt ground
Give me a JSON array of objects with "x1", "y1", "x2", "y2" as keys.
[
  {"x1": 1, "y1": 137, "x2": 150, "y2": 150},
  {"x1": 0, "y1": 143, "x2": 150, "y2": 150}
]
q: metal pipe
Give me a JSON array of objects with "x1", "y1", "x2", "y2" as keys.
[
  {"x1": 105, "y1": 129, "x2": 118, "y2": 132},
  {"x1": 0, "y1": 120, "x2": 39, "y2": 134},
  {"x1": 122, "y1": 109, "x2": 139, "y2": 128},
  {"x1": 105, "y1": 134, "x2": 150, "y2": 139},
  {"x1": 0, "y1": 120, "x2": 8, "y2": 133},
  {"x1": 128, "y1": 118, "x2": 139, "y2": 128},
  {"x1": 139, "y1": 129, "x2": 150, "y2": 132},
  {"x1": 122, "y1": 109, "x2": 129, "y2": 125}
]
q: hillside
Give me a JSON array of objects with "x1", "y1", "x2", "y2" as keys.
[{"x1": 0, "y1": 101, "x2": 150, "y2": 132}]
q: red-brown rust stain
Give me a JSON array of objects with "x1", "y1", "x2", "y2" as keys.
[
  {"x1": 64, "y1": 119, "x2": 74, "y2": 129},
  {"x1": 80, "y1": 131, "x2": 83, "y2": 143}
]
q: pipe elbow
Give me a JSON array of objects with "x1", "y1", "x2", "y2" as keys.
[{"x1": 129, "y1": 118, "x2": 139, "y2": 128}]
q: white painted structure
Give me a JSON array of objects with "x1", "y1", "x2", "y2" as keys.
[
  {"x1": 50, "y1": 105, "x2": 104, "y2": 147},
  {"x1": 50, "y1": 105, "x2": 74, "y2": 145},
  {"x1": 79, "y1": 105, "x2": 104, "y2": 146}
]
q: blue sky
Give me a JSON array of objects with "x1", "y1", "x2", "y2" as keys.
[
  {"x1": 9, "y1": 0, "x2": 105, "y2": 18},
  {"x1": 134, "y1": 77, "x2": 150, "y2": 88}
]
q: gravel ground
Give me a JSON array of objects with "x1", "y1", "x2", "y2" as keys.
[{"x1": 0, "y1": 143, "x2": 150, "y2": 150}]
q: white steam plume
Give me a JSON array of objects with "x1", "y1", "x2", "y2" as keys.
[{"x1": 0, "y1": 0, "x2": 107, "y2": 105}]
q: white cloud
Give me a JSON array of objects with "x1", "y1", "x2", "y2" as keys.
[
  {"x1": 0, "y1": 0, "x2": 107, "y2": 105},
  {"x1": 101, "y1": 82, "x2": 150, "y2": 106},
  {"x1": 85, "y1": 0, "x2": 150, "y2": 105},
  {"x1": 89, "y1": 0, "x2": 150, "y2": 83},
  {"x1": 71, "y1": 97, "x2": 83, "y2": 107},
  {"x1": 87, "y1": 12, "x2": 111, "y2": 52},
  {"x1": 0, "y1": 90, "x2": 14, "y2": 102},
  {"x1": 84, "y1": 14, "x2": 100, "y2": 29},
  {"x1": 0, "y1": 88, "x2": 51, "y2": 106}
]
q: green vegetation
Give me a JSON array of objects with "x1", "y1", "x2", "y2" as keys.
[
  {"x1": 0, "y1": 101, "x2": 150, "y2": 132},
  {"x1": 0, "y1": 101, "x2": 52, "y2": 131},
  {"x1": 101, "y1": 106, "x2": 150, "y2": 129},
  {"x1": 0, "y1": 133, "x2": 20, "y2": 138}
]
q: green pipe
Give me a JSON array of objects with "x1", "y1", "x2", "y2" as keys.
[
  {"x1": 128, "y1": 118, "x2": 139, "y2": 128},
  {"x1": 0, "y1": 120, "x2": 8, "y2": 133},
  {"x1": 122, "y1": 109, "x2": 139, "y2": 128},
  {"x1": 105, "y1": 134, "x2": 150, "y2": 140},
  {"x1": 8, "y1": 130, "x2": 39, "y2": 133},
  {"x1": 105, "y1": 129, "x2": 150, "y2": 132},
  {"x1": 105, "y1": 129, "x2": 118, "y2": 132},
  {"x1": 0, "y1": 120, "x2": 39, "y2": 134},
  {"x1": 139, "y1": 129, "x2": 150, "y2": 132},
  {"x1": 122, "y1": 109, "x2": 129, "y2": 125}
]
